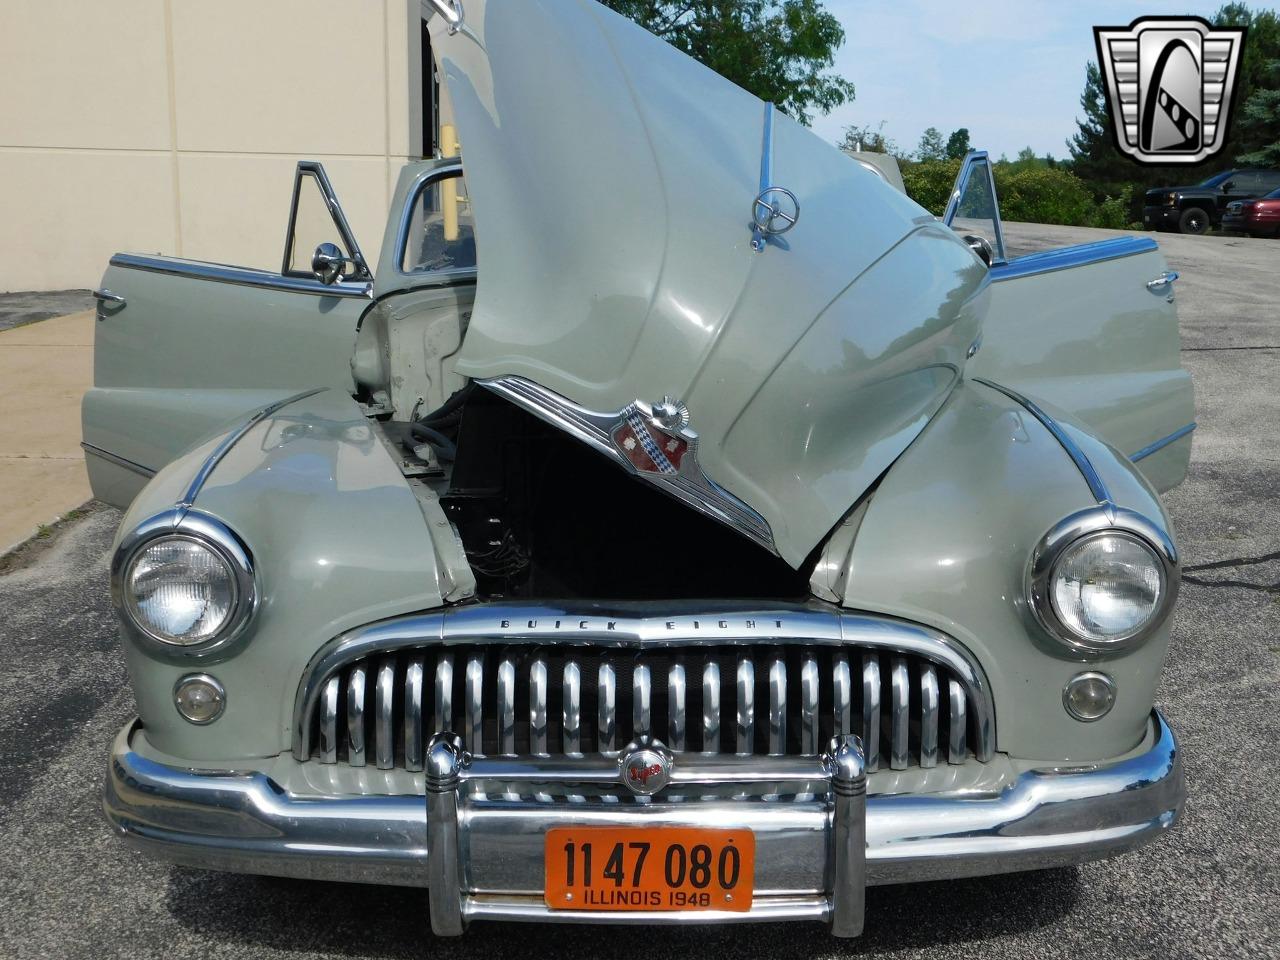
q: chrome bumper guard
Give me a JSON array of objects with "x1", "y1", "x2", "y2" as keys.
[{"x1": 105, "y1": 712, "x2": 1183, "y2": 936}]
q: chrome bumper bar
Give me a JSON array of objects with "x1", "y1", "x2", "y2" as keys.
[{"x1": 105, "y1": 712, "x2": 1183, "y2": 935}]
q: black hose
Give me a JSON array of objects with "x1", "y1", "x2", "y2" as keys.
[
  {"x1": 409, "y1": 421, "x2": 458, "y2": 463},
  {"x1": 415, "y1": 383, "x2": 474, "y2": 425}
]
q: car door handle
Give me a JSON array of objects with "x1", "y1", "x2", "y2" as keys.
[
  {"x1": 1146, "y1": 271, "x2": 1179, "y2": 290},
  {"x1": 93, "y1": 289, "x2": 126, "y2": 305}
]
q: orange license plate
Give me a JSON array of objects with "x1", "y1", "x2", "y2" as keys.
[{"x1": 545, "y1": 827, "x2": 755, "y2": 912}]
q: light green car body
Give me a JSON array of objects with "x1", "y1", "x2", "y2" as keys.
[{"x1": 85, "y1": 0, "x2": 1193, "y2": 931}]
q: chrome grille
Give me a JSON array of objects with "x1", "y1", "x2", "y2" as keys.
[{"x1": 304, "y1": 646, "x2": 983, "y2": 771}]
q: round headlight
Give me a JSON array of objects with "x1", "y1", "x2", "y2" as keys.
[
  {"x1": 124, "y1": 536, "x2": 238, "y2": 645},
  {"x1": 1050, "y1": 532, "x2": 1165, "y2": 644},
  {"x1": 1029, "y1": 508, "x2": 1178, "y2": 657}
]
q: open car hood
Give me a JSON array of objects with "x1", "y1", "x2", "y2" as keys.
[{"x1": 432, "y1": 0, "x2": 988, "y2": 567}]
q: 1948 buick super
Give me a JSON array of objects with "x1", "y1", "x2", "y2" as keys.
[{"x1": 85, "y1": 0, "x2": 1194, "y2": 938}]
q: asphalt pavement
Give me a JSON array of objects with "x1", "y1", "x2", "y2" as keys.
[{"x1": 0, "y1": 225, "x2": 1277, "y2": 959}]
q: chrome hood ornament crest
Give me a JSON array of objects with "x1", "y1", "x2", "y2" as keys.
[{"x1": 479, "y1": 377, "x2": 775, "y2": 554}]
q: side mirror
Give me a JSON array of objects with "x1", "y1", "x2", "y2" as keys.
[
  {"x1": 1221, "y1": 181, "x2": 1233, "y2": 193},
  {"x1": 311, "y1": 242, "x2": 348, "y2": 285},
  {"x1": 963, "y1": 234, "x2": 994, "y2": 266}
]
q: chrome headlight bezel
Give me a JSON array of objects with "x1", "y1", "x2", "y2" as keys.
[
  {"x1": 110, "y1": 509, "x2": 258, "y2": 660},
  {"x1": 1027, "y1": 506, "x2": 1179, "y2": 658}
]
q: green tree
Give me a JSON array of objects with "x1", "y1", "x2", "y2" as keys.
[
  {"x1": 915, "y1": 126, "x2": 946, "y2": 161},
  {"x1": 838, "y1": 121, "x2": 901, "y2": 156},
  {"x1": 600, "y1": 0, "x2": 856, "y2": 124},
  {"x1": 944, "y1": 127, "x2": 971, "y2": 159},
  {"x1": 1237, "y1": 59, "x2": 1280, "y2": 165}
]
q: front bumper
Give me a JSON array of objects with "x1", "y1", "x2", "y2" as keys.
[{"x1": 105, "y1": 711, "x2": 1183, "y2": 934}]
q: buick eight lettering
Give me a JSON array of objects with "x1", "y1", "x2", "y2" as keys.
[{"x1": 87, "y1": 0, "x2": 1192, "y2": 938}]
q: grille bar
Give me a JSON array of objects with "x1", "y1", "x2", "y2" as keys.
[{"x1": 306, "y1": 645, "x2": 988, "y2": 772}]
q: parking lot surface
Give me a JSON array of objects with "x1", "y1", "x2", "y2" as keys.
[{"x1": 0, "y1": 225, "x2": 1277, "y2": 959}]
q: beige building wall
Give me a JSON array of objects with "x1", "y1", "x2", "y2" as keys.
[{"x1": 0, "y1": 0, "x2": 425, "y2": 292}]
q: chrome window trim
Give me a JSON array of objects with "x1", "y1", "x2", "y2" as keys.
[
  {"x1": 290, "y1": 602, "x2": 995, "y2": 764},
  {"x1": 1130, "y1": 422, "x2": 1197, "y2": 462},
  {"x1": 943, "y1": 150, "x2": 1006, "y2": 264},
  {"x1": 281, "y1": 160, "x2": 372, "y2": 282},
  {"x1": 110, "y1": 509, "x2": 259, "y2": 662},
  {"x1": 1026, "y1": 506, "x2": 1180, "y2": 659},
  {"x1": 392, "y1": 160, "x2": 478, "y2": 286},
  {"x1": 972, "y1": 378, "x2": 1113, "y2": 514},
  {"x1": 989, "y1": 236, "x2": 1159, "y2": 283},
  {"x1": 80, "y1": 441, "x2": 156, "y2": 479},
  {"x1": 110, "y1": 252, "x2": 372, "y2": 299}
]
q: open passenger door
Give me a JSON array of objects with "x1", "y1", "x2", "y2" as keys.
[
  {"x1": 82, "y1": 162, "x2": 376, "y2": 507},
  {"x1": 945, "y1": 152, "x2": 1194, "y2": 492}
]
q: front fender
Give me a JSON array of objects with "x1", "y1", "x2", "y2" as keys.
[
  {"x1": 838, "y1": 379, "x2": 1175, "y2": 762},
  {"x1": 113, "y1": 389, "x2": 451, "y2": 762}
]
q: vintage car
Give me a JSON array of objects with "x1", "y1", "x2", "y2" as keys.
[{"x1": 87, "y1": 0, "x2": 1193, "y2": 938}]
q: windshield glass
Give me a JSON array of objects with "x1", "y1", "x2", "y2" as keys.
[
  {"x1": 1265, "y1": 187, "x2": 1280, "y2": 200},
  {"x1": 1197, "y1": 170, "x2": 1236, "y2": 188}
]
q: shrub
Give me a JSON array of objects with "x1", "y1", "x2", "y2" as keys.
[{"x1": 898, "y1": 158, "x2": 1136, "y2": 230}]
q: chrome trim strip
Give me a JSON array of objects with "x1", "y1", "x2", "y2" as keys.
[
  {"x1": 988, "y1": 236, "x2": 1158, "y2": 283},
  {"x1": 478, "y1": 376, "x2": 776, "y2": 555},
  {"x1": 920, "y1": 665, "x2": 939, "y2": 769},
  {"x1": 405, "y1": 658, "x2": 425, "y2": 772},
  {"x1": 948, "y1": 678, "x2": 967, "y2": 764},
  {"x1": 833, "y1": 653, "x2": 851, "y2": 738},
  {"x1": 109, "y1": 252, "x2": 373, "y2": 299},
  {"x1": 318, "y1": 676, "x2": 339, "y2": 765},
  {"x1": 376, "y1": 657, "x2": 396, "y2": 770},
  {"x1": 889, "y1": 657, "x2": 910, "y2": 771},
  {"x1": 81, "y1": 441, "x2": 156, "y2": 478},
  {"x1": 750, "y1": 102, "x2": 774, "y2": 252},
  {"x1": 434, "y1": 653, "x2": 454, "y2": 733},
  {"x1": 178, "y1": 387, "x2": 328, "y2": 510},
  {"x1": 668, "y1": 663, "x2": 687, "y2": 752},
  {"x1": 973, "y1": 378, "x2": 1113, "y2": 512},
  {"x1": 1130, "y1": 422, "x2": 1197, "y2": 462},
  {"x1": 633, "y1": 663, "x2": 651, "y2": 740},
  {"x1": 736, "y1": 656, "x2": 755, "y2": 755},
  {"x1": 597, "y1": 663, "x2": 616, "y2": 754},
  {"x1": 862, "y1": 654, "x2": 881, "y2": 773},
  {"x1": 464, "y1": 654, "x2": 483, "y2": 755},
  {"x1": 107, "y1": 712, "x2": 1184, "y2": 898},
  {"x1": 290, "y1": 603, "x2": 997, "y2": 766},
  {"x1": 768, "y1": 653, "x2": 787, "y2": 756},
  {"x1": 800, "y1": 653, "x2": 820, "y2": 756},
  {"x1": 702, "y1": 661, "x2": 720, "y2": 753},
  {"x1": 529, "y1": 656, "x2": 549, "y2": 756},
  {"x1": 562, "y1": 660, "x2": 581, "y2": 756},
  {"x1": 497, "y1": 655, "x2": 516, "y2": 756},
  {"x1": 347, "y1": 665, "x2": 367, "y2": 768}
]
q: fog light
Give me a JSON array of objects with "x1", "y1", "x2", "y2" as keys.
[
  {"x1": 1063, "y1": 672, "x2": 1115, "y2": 722},
  {"x1": 174, "y1": 674, "x2": 226, "y2": 724}
]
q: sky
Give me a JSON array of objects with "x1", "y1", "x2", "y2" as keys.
[{"x1": 811, "y1": 0, "x2": 1233, "y2": 159}]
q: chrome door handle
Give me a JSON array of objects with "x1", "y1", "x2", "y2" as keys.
[
  {"x1": 93, "y1": 289, "x2": 125, "y2": 320},
  {"x1": 1146, "y1": 271, "x2": 1179, "y2": 290}
]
